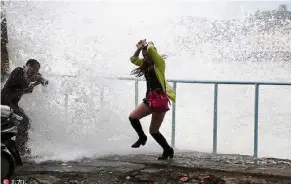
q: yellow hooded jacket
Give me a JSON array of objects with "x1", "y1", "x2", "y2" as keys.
[{"x1": 130, "y1": 45, "x2": 176, "y2": 103}]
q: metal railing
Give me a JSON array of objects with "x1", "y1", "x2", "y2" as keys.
[
  {"x1": 112, "y1": 77, "x2": 291, "y2": 159},
  {"x1": 58, "y1": 74, "x2": 291, "y2": 158}
]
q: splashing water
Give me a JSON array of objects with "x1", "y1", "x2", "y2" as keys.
[{"x1": 2, "y1": 1, "x2": 291, "y2": 161}]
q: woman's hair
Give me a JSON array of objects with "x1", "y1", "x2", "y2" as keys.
[{"x1": 131, "y1": 48, "x2": 168, "y2": 77}]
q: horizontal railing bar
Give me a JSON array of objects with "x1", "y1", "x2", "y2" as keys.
[
  {"x1": 47, "y1": 75, "x2": 291, "y2": 86},
  {"x1": 114, "y1": 77, "x2": 291, "y2": 86},
  {"x1": 47, "y1": 74, "x2": 77, "y2": 78}
]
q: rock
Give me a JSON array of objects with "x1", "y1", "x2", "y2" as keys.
[
  {"x1": 125, "y1": 176, "x2": 131, "y2": 180},
  {"x1": 141, "y1": 168, "x2": 161, "y2": 173},
  {"x1": 131, "y1": 171, "x2": 140, "y2": 176},
  {"x1": 30, "y1": 175, "x2": 61, "y2": 184},
  {"x1": 202, "y1": 174, "x2": 226, "y2": 184},
  {"x1": 190, "y1": 179, "x2": 201, "y2": 184},
  {"x1": 88, "y1": 182, "x2": 99, "y2": 184},
  {"x1": 118, "y1": 168, "x2": 136, "y2": 173},
  {"x1": 189, "y1": 173, "x2": 200, "y2": 180},
  {"x1": 135, "y1": 174, "x2": 151, "y2": 181},
  {"x1": 68, "y1": 181, "x2": 78, "y2": 184},
  {"x1": 180, "y1": 176, "x2": 190, "y2": 182},
  {"x1": 153, "y1": 177, "x2": 167, "y2": 183},
  {"x1": 168, "y1": 172, "x2": 188, "y2": 179}
]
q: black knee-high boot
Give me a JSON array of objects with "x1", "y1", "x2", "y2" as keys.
[
  {"x1": 151, "y1": 132, "x2": 174, "y2": 160},
  {"x1": 129, "y1": 117, "x2": 147, "y2": 148}
]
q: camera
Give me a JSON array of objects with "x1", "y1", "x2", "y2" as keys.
[
  {"x1": 39, "y1": 76, "x2": 49, "y2": 86},
  {"x1": 32, "y1": 73, "x2": 48, "y2": 86}
]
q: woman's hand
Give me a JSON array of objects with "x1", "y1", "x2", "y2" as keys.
[
  {"x1": 147, "y1": 41, "x2": 154, "y2": 47},
  {"x1": 136, "y1": 39, "x2": 147, "y2": 49}
]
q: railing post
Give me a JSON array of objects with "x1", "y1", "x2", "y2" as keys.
[
  {"x1": 100, "y1": 86, "x2": 104, "y2": 109},
  {"x1": 213, "y1": 83, "x2": 218, "y2": 154},
  {"x1": 135, "y1": 79, "x2": 139, "y2": 108},
  {"x1": 171, "y1": 82, "x2": 177, "y2": 148},
  {"x1": 254, "y1": 84, "x2": 259, "y2": 158},
  {"x1": 64, "y1": 93, "x2": 69, "y2": 119}
]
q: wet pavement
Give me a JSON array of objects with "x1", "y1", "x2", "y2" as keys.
[{"x1": 8, "y1": 151, "x2": 291, "y2": 184}]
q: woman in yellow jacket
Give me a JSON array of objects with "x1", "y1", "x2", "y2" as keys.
[{"x1": 129, "y1": 40, "x2": 176, "y2": 160}]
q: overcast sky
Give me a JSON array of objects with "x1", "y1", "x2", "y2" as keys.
[
  {"x1": 174, "y1": 1, "x2": 291, "y2": 19},
  {"x1": 85, "y1": 0, "x2": 290, "y2": 20},
  {"x1": 4, "y1": 1, "x2": 290, "y2": 20}
]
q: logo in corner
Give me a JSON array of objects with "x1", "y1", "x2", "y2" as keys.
[{"x1": 3, "y1": 179, "x2": 9, "y2": 184}]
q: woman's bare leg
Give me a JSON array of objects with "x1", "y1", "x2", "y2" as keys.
[
  {"x1": 149, "y1": 111, "x2": 166, "y2": 134},
  {"x1": 129, "y1": 103, "x2": 152, "y2": 120}
]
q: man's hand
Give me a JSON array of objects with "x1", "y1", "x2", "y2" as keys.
[
  {"x1": 23, "y1": 82, "x2": 37, "y2": 93},
  {"x1": 28, "y1": 73, "x2": 42, "y2": 83},
  {"x1": 23, "y1": 81, "x2": 40, "y2": 94},
  {"x1": 28, "y1": 81, "x2": 40, "y2": 89}
]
